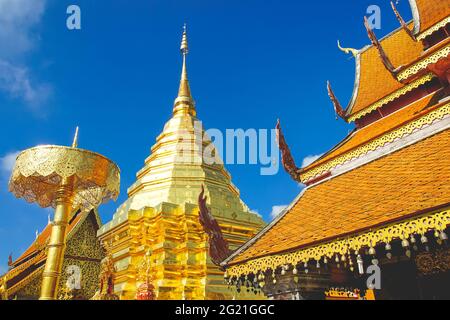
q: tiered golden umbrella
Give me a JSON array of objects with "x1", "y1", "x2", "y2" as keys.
[{"x1": 8, "y1": 128, "x2": 120, "y2": 300}]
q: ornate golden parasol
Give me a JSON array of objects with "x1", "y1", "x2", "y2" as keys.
[{"x1": 8, "y1": 127, "x2": 120, "y2": 300}]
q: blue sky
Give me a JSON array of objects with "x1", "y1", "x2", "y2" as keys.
[{"x1": 0, "y1": 0, "x2": 414, "y2": 274}]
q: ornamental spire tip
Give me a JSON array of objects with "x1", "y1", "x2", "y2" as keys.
[{"x1": 72, "y1": 126, "x2": 79, "y2": 148}]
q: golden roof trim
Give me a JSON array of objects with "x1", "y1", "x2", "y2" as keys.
[
  {"x1": 348, "y1": 73, "x2": 435, "y2": 122},
  {"x1": 301, "y1": 101, "x2": 450, "y2": 182},
  {"x1": 226, "y1": 208, "x2": 450, "y2": 277},
  {"x1": 397, "y1": 44, "x2": 450, "y2": 81},
  {"x1": 417, "y1": 16, "x2": 450, "y2": 41}
]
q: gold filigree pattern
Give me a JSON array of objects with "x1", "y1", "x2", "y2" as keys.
[
  {"x1": 347, "y1": 74, "x2": 435, "y2": 122},
  {"x1": 300, "y1": 102, "x2": 450, "y2": 183},
  {"x1": 9, "y1": 145, "x2": 120, "y2": 211},
  {"x1": 226, "y1": 210, "x2": 450, "y2": 277},
  {"x1": 415, "y1": 249, "x2": 450, "y2": 275},
  {"x1": 417, "y1": 17, "x2": 450, "y2": 41},
  {"x1": 397, "y1": 45, "x2": 450, "y2": 81}
]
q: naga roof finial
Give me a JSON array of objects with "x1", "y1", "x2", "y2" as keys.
[
  {"x1": 337, "y1": 40, "x2": 359, "y2": 58},
  {"x1": 327, "y1": 81, "x2": 347, "y2": 121},
  {"x1": 364, "y1": 16, "x2": 397, "y2": 79}
]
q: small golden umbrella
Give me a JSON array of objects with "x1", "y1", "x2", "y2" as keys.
[{"x1": 8, "y1": 127, "x2": 120, "y2": 300}]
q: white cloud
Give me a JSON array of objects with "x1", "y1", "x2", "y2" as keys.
[
  {"x1": 0, "y1": 151, "x2": 20, "y2": 178},
  {"x1": 0, "y1": 0, "x2": 51, "y2": 108},
  {"x1": 301, "y1": 153, "x2": 324, "y2": 168},
  {"x1": 0, "y1": 60, "x2": 52, "y2": 107},
  {"x1": 0, "y1": 0, "x2": 47, "y2": 59},
  {"x1": 270, "y1": 205, "x2": 288, "y2": 219}
]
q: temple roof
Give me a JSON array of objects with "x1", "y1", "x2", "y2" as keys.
[
  {"x1": 411, "y1": 0, "x2": 450, "y2": 36},
  {"x1": 227, "y1": 128, "x2": 450, "y2": 265},
  {"x1": 8, "y1": 210, "x2": 99, "y2": 269},
  {"x1": 301, "y1": 89, "x2": 446, "y2": 181},
  {"x1": 345, "y1": 22, "x2": 424, "y2": 121}
]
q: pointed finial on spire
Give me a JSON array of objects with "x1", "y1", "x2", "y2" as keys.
[
  {"x1": 72, "y1": 126, "x2": 79, "y2": 148},
  {"x1": 180, "y1": 23, "x2": 188, "y2": 55},
  {"x1": 35, "y1": 229, "x2": 39, "y2": 240},
  {"x1": 48, "y1": 213, "x2": 51, "y2": 225},
  {"x1": 337, "y1": 40, "x2": 359, "y2": 58},
  {"x1": 174, "y1": 24, "x2": 195, "y2": 116}
]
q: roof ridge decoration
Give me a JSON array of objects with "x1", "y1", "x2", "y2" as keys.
[
  {"x1": 337, "y1": 40, "x2": 359, "y2": 58},
  {"x1": 275, "y1": 120, "x2": 301, "y2": 182},
  {"x1": 391, "y1": 1, "x2": 417, "y2": 42},
  {"x1": 327, "y1": 81, "x2": 347, "y2": 121},
  {"x1": 364, "y1": 16, "x2": 398, "y2": 79},
  {"x1": 408, "y1": 0, "x2": 421, "y2": 35},
  {"x1": 300, "y1": 101, "x2": 450, "y2": 183},
  {"x1": 344, "y1": 21, "x2": 421, "y2": 119},
  {"x1": 226, "y1": 208, "x2": 450, "y2": 277}
]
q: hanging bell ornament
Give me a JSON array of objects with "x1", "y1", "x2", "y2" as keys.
[
  {"x1": 324, "y1": 257, "x2": 328, "y2": 264},
  {"x1": 341, "y1": 255, "x2": 346, "y2": 262},
  {"x1": 401, "y1": 239, "x2": 409, "y2": 248},
  {"x1": 335, "y1": 255, "x2": 340, "y2": 263},
  {"x1": 293, "y1": 267, "x2": 298, "y2": 275},
  {"x1": 410, "y1": 235, "x2": 416, "y2": 244},
  {"x1": 440, "y1": 231, "x2": 448, "y2": 241},
  {"x1": 368, "y1": 247, "x2": 376, "y2": 255},
  {"x1": 420, "y1": 235, "x2": 428, "y2": 244},
  {"x1": 316, "y1": 261, "x2": 320, "y2": 269},
  {"x1": 281, "y1": 269, "x2": 286, "y2": 276},
  {"x1": 273, "y1": 279, "x2": 277, "y2": 284},
  {"x1": 385, "y1": 243, "x2": 392, "y2": 258}
]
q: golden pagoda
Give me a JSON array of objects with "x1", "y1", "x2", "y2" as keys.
[{"x1": 97, "y1": 25, "x2": 265, "y2": 300}]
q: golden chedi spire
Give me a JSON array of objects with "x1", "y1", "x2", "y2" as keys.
[{"x1": 174, "y1": 24, "x2": 195, "y2": 116}]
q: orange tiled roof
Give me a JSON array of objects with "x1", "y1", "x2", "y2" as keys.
[
  {"x1": 230, "y1": 129, "x2": 450, "y2": 265},
  {"x1": 413, "y1": 0, "x2": 450, "y2": 34},
  {"x1": 303, "y1": 90, "x2": 443, "y2": 173},
  {"x1": 346, "y1": 22, "x2": 423, "y2": 118}
]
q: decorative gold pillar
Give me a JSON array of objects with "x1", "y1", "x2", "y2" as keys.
[
  {"x1": 8, "y1": 127, "x2": 120, "y2": 300},
  {"x1": 40, "y1": 178, "x2": 74, "y2": 300}
]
